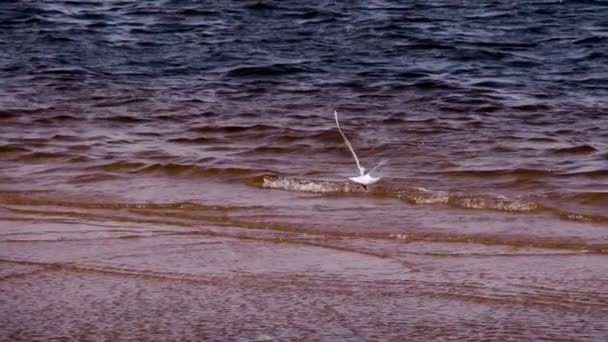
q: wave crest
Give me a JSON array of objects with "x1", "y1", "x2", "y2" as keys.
[{"x1": 259, "y1": 176, "x2": 608, "y2": 222}]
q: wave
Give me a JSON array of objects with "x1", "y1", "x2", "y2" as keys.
[
  {"x1": 92, "y1": 161, "x2": 269, "y2": 179},
  {"x1": 188, "y1": 124, "x2": 278, "y2": 134},
  {"x1": 258, "y1": 176, "x2": 607, "y2": 223},
  {"x1": 235, "y1": 146, "x2": 296, "y2": 155},
  {"x1": 445, "y1": 167, "x2": 607, "y2": 179},
  {"x1": 573, "y1": 36, "x2": 608, "y2": 45},
  {"x1": 444, "y1": 168, "x2": 553, "y2": 177},
  {"x1": 568, "y1": 192, "x2": 608, "y2": 204},
  {"x1": 412, "y1": 78, "x2": 461, "y2": 91},
  {"x1": 167, "y1": 137, "x2": 222, "y2": 144},
  {"x1": 550, "y1": 210, "x2": 608, "y2": 223},
  {"x1": 387, "y1": 232, "x2": 608, "y2": 254},
  {"x1": 183, "y1": 124, "x2": 351, "y2": 147},
  {"x1": 0, "y1": 145, "x2": 29, "y2": 154},
  {"x1": 138, "y1": 163, "x2": 248, "y2": 177},
  {"x1": 94, "y1": 161, "x2": 146, "y2": 171},
  {"x1": 18, "y1": 151, "x2": 72, "y2": 161},
  {"x1": 32, "y1": 114, "x2": 79, "y2": 123},
  {"x1": 1, "y1": 108, "x2": 52, "y2": 118},
  {"x1": 565, "y1": 170, "x2": 608, "y2": 177},
  {"x1": 245, "y1": 2, "x2": 277, "y2": 10},
  {"x1": 552, "y1": 145, "x2": 598, "y2": 155},
  {"x1": 511, "y1": 103, "x2": 551, "y2": 112},
  {"x1": 225, "y1": 63, "x2": 311, "y2": 78},
  {"x1": 406, "y1": 42, "x2": 455, "y2": 51},
  {"x1": 51, "y1": 134, "x2": 81, "y2": 142},
  {"x1": 177, "y1": 9, "x2": 216, "y2": 17},
  {"x1": 99, "y1": 115, "x2": 150, "y2": 123},
  {"x1": 0, "y1": 191, "x2": 259, "y2": 212},
  {"x1": 0, "y1": 110, "x2": 19, "y2": 120},
  {"x1": 260, "y1": 175, "x2": 538, "y2": 212},
  {"x1": 259, "y1": 175, "x2": 368, "y2": 194},
  {"x1": 69, "y1": 173, "x2": 119, "y2": 183},
  {"x1": 448, "y1": 194, "x2": 539, "y2": 212}
]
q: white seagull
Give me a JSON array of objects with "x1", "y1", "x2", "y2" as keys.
[{"x1": 334, "y1": 110, "x2": 383, "y2": 190}]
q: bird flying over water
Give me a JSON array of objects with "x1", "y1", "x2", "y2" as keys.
[{"x1": 334, "y1": 110, "x2": 383, "y2": 189}]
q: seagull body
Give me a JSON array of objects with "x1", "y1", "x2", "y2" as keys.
[
  {"x1": 334, "y1": 110, "x2": 382, "y2": 189},
  {"x1": 349, "y1": 173, "x2": 380, "y2": 186}
]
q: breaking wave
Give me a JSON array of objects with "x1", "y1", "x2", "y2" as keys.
[{"x1": 258, "y1": 175, "x2": 608, "y2": 223}]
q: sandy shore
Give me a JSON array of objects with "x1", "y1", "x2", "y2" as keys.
[{"x1": 2, "y1": 220, "x2": 608, "y2": 341}]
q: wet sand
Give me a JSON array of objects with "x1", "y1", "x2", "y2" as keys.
[{"x1": 2, "y1": 214, "x2": 608, "y2": 341}]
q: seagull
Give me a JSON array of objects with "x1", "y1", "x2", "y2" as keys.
[{"x1": 334, "y1": 110, "x2": 384, "y2": 190}]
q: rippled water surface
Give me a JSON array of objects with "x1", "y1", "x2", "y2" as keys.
[{"x1": 1, "y1": 0, "x2": 608, "y2": 340}]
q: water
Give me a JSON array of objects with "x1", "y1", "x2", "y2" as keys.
[{"x1": 1, "y1": 0, "x2": 608, "y2": 340}]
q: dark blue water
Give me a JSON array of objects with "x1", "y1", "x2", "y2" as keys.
[
  {"x1": 2, "y1": 0, "x2": 608, "y2": 110},
  {"x1": 1, "y1": 2, "x2": 608, "y2": 340}
]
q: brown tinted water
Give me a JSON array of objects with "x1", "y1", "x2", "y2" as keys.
[{"x1": 1, "y1": 0, "x2": 608, "y2": 340}]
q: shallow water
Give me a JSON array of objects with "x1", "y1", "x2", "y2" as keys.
[{"x1": 1, "y1": 0, "x2": 608, "y2": 340}]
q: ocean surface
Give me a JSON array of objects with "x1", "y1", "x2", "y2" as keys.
[{"x1": 1, "y1": 0, "x2": 607, "y2": 340}]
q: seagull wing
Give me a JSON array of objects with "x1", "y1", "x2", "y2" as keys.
[
  {"x1": 369, "y1": 158, "x2": 388, "y2": 173},
  {"x1": 334, "y1": 110, "x2": 363, "y2": 175}
]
